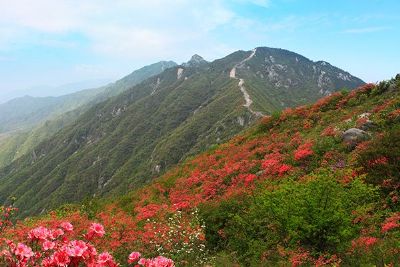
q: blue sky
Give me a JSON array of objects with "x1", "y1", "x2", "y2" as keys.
[{"x1": 0, "y1": 0, "x2": 399, "y2": 100}]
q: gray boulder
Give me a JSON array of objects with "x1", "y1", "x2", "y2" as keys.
[
  {"x1": 359, "y1": 120, "x2": 377, "y2": 131},
  {"x1": 342, "y1": 128, "x2": 369, "y2": 148}
]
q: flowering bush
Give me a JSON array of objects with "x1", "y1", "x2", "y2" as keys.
[
  {"x1": 261, "y1": 152, "x2": 292, "y2": 177},
  {"x1": 0, "y1": 221, "x2": 174, "y2": 267},
  {"x1": 142, "y1": 209, "x2": 211, "y2": 266},
  {"x1": 351, "y1": 236, "x2": 379, "y2": 251},
  {"x1": 381, "y1": 213, "x2": 400, "y2": 233},
  {"x1": 294, "y1": 142, "x2": 314, "y2": 161},
  {"x1": 0, "y1": 205, "x2": 17, "y2": 233},
  {"x1": 1, "y1": 79, "x2": 400, "y2": 266}
]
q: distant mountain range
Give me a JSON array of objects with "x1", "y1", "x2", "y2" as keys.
[
  {"x1": 0, "y1": 79, "x2": 112, "y2": 104},
  {"x1": 0, "y1": 61, "x2": 177, "y2": 134},
  {"x1": 0, "y1": 61, "x2": 177, "y2": 168},
  {"x1": 0, "y1": 47, "x2": 364, "y2": 217}
]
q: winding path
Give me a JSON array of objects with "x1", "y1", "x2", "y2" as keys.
[{"x1": 230, "y1": 49, "x2": 264, "y2": 117}]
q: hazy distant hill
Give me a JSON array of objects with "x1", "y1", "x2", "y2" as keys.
[
  {"x1": 0, "y1": 61, "x2": 177, "y2": 134},
  {"x1": 0, "y1": 79, "x2": 113, "y2": 104},
  {"x1": 0, "y1": 61, "x2": 177, "y2": 167}
]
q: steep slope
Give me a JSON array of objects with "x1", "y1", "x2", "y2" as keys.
[
  {"x1": 2, "y1": 76, "x2": 399, "y2": 266},
  {"x1": 0, "y1": 61, "x2": 177, "y2": 168},
  {"x1": 0, "y1": 61, "x2": 177, "y2": 135},
  {"x1": 239, "y1": 47, "x2": 364, "y2": 112},
  {"x1": 0, "y1": 47, "x2": 364, "y2": 217}
]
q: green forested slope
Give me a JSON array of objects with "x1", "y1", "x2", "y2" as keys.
[
  {"x1": 0, "y1": 48, "x2": 364, "y2": 217},
  {"x1": 0, "y1": 61, "x2": 177, "y2": 168}
]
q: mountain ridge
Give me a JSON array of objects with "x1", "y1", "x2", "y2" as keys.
[
  {"x1": 0, "y1": 61, "x2": 177, "y2": 134},
  {"x1": 0, "y1": 47, "x2": 364, "y2": 217},
  {"x1": 0, "y1": 61, "x2": 178, "y2": 168}
]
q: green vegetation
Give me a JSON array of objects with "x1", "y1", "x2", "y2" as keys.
[
  {"x1": 0, "y1": 48, "x2": 364, "y2": 217},
  {"x1": 0, "y1": 61, "x2": 177, "y2": 168},
  {"x1": 201, "y1": 172, "x2": 379, "y2": 265},
  {"x1": 2, "y1": 74, "x2": 399, "y2": 266}
]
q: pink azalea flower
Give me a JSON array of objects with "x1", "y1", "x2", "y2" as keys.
[
  {"x1": 60, "y1": 222, "x2": 74, "y2": 232},
  {"x1": 66, "y1": 240, "x2": 88, "y2": 257},
  {"x1": 89, "y1": 223, "x2": 105, "y2": 238},
  {"x1": 14, "y1": 243, "x2": 34, "y2": 259},
  {"x1": 128, "y1": 251, "x2": 141, "y2": 263},
  {"x1": 49, "y1": 228, "x2": 64, "y2": 240},
  {"x1": 97, "y1": 252, "x2": 118, "y2": 267},
  {"x1": 42, "y1": 240, "x2": 55, "y2": 251},
  {"x1": 28, "y1": 226, "x2": 50, "y2": 240},
  {"x1": 53, "y1": 250, "x2": 70, "y2": 266}
]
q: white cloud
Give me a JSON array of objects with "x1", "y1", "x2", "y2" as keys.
[
  {"x1": 0, "y1": 0, "x2": 241, "y2": 60},
  {"x1": 0, "y1": 0, "x2": 84, "y2": 33},
  {"x1": 193, "y1": 4, "x2": 235, "y2": 32},
  {"x1": 89, "y1": 26, "x2": 174, "y2": 59}
]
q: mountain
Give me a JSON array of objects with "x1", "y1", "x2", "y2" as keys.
[
  {"x1": 183, "y1": 54, "x2": 208, "y2": 67},
  {"x1": 0, "y1": 61, "x2": 177, "y2": 134},
  {"x1": 23, "y1": 79, "x2": 113, "y2": 98},
  {"x1": 0, "y1": 91, "x2": 102, "y2": 134},
  {"x1": 0, "y1": 61, "x2": 177, "y2": 167},
  {"x1": 2, "y1": 75, "x2": 399, "y2": 266},
  {"x1": 0, "y1": 79, "x2": 112, "y2": 103},
  {"x1": 0, "y1": 79, "x2": 111, "y2": 104},
  {"x1": 0, "y1": 47, "x2": 364, "y2": 217}
]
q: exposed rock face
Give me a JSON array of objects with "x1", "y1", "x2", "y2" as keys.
[
  {"x1": 342, "y1": 128, "x2": 369, "y2": 148},
  {"x1": 237, "y1": 116, "x2": 245, "y2": 126},
  {"x1": 154, "y1": 164, "x2": 161, "y2": 174},
  {"x1": 177, "y1": 68, "x2": 184, "y2": 79}
]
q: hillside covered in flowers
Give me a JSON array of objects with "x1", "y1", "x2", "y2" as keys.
[{"x1": 1, "y1": 75, "x2": 400, "y2": 266}]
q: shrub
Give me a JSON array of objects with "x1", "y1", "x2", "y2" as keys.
[
  {"x1": 356, "y1": 125, "x2": 400, "y2": 193},
  {"x1": 201, "y1": 170, "x2": 378, "y2": 265}
]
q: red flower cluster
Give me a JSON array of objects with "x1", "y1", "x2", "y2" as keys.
[
  {"x1": 381, "y1": 213, "x2": 400, "y2": 233},
  {"x1": 262, "y1": 152, "x2": 292, "y2": 176},
  {"x1": 351, "y1": 236, "x2": 378, "y2": 251},
  {"x1": 368, "y1": 156, "x2": 389, "y2": 167},
  {"x1": 136, "y1": 256, "x2": 174, "y2": 267},
  {"x1": 289, "y1": 249, "x2": 310, "y2": 267},
  {"x1": 294, "y1": 142, "x2": 314, "y2": 161},
  {"x1": 320, "y1": 126, "x2": 337, "y2": 137}
]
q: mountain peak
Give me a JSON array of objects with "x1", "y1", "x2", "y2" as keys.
[
  {"x1": 183, "y1": 54, "x2": 207, "y2": 67},
  {"x1": 190, "y1": 54, "x2": 204, "y2": 62}
]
